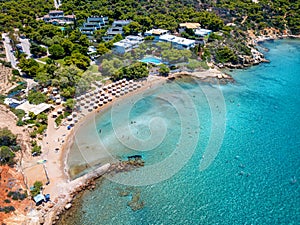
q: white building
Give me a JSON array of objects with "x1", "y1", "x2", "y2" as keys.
[
  {"x1": 194, "y1": 28, "x2": 212, "y2": 38},
  {"x1": 158, "y1": 34, "x2": 196, "y2": 50},
  {"x1": 178, "y1": 23, "x2": 201, "y2": 33},
  {"x1": 103, "y1": 20, "x2": 131, "y2": 41},
  {"x1": 112, "y1": 36, "x2": 144, "y2": 54},
  {"x1": 144, "y1": 29, "x2": 169, "y2": 40},
  {"x1": 80, "y1": 16, "x2": 109, "y2": 36},
  {"x1": 42, "y1": 10, "x2": 75, "y2": 25}
]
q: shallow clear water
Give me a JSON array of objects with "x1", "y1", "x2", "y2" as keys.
[{"x1": 65, "y1": 40, "x2": 300, "y2": 224}]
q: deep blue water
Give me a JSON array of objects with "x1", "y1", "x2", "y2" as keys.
[{"x1": 65, "y1": 40, "x2": 300, "y2": 225}]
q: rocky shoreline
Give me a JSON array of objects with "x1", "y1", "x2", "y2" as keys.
[
  {"x1": 217, "y1": 33, "x2": 300, "y2": 70},
  {"x1": 41, "y1": 157, "x2": 145, "y2": 225}
]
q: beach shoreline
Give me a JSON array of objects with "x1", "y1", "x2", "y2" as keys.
[{"x1": 37, "y1": 70, "x2": 232, "y2": 224}]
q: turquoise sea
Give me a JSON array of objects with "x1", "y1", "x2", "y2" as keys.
[{"x1": 64, "y1": 39, "x2": 300, "y2": 224}]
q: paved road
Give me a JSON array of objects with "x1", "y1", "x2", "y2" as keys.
[
  {"x1": 54, "y1": 0, "x2": 62, "y2": 9},
  {"x1": 19, "y1": 38, "x2": 31, "y2": 58},
  {"x1": 1, "y1": 33, "x2": 18, "y2": 68}
]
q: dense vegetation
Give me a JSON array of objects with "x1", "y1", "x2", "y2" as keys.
[
  {"x1": 0, "y1": 0, "x2": 298, "y2": 83},
  {"x1": 0, "y1": 127, "x2": 20, "y2": 166}
]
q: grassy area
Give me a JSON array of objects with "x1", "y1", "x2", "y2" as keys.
[
  {"x1": 38, "y1": 57, "x2": 49, "y2": 62},
  {"x1": 38, "y1": 57, "x2": 65, "y2": 66}
]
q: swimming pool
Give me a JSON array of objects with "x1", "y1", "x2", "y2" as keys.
[{"x1": 140, "y1": 57, "x2": 162, "y2": 65}]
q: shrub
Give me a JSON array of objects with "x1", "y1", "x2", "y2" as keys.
[
  {"x1": 31, "y1": 145, "x2": 41, "y2": 156},
  {"x1": 30, "y1": 181, "x2": 43, "y2": 196}
]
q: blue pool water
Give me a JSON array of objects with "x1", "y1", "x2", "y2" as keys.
[
  {"x1": 140, "y1": 56, "x2": 162, "y2": 65},
  {"x1": 65, "y1": 39, "x2": 300, "y2": 224}
]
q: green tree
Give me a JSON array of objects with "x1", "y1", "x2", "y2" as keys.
[
  {"x1": 159, "y1": 64, "x2": 170, "y2": 76},
  {"x1": 0, "y1": 127, "x2": 17, "y2": 147},
  {"x1": 63, "y1": 99, "x2": 76, "y2": 111},
  {"x1": 30, "y1": 181, "x2": 43, "y2": 196},
  {"x1": 97, "y1": 43, "x2": 110, "y2": 56},
  {"x1": 49, "y1": 44, "x2": 65, "y2": 59},
  {"x1": 114, "y1": 62, "x2": 149, "y2": 81},
  {"x1": 18, "y1": 57, "x2": 39, "y2": 77},
  {"x1": 64, "y1": 52, "x2": 90, "y2": 70},
  {"x1": 27, "y1": 90, "x2": 47, "y2": 105},
  {"x1": 30, "y1": 42, "x2": 47, "y2": 58},
  {"x1": 123, "y1": 21, "x2": 142, "y2": 35},
  {"x1": 0, "y1": 146, "x2": 15, "y2": 165}
]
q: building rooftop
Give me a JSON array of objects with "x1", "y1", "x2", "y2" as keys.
[
  {"x1": 179, "y1": 23, "x2": 201, "y2": 29},
  {"x1": 145, "y1": 29, "x2": 169, "y2": 36},
  {"x1": 159, "y1": 34, "x2": 195, "y2": 46},
  {"x1": 33, "y1": 194, "x2": 45, "y2": 203},
  {"x1": 16, "y1": 101, "x2": 53, "y2": 115},
  {"x1": 194, "y1": 28, "x2": 212, "y2": 36},
  {"x1": 49, "y1": 10, "x2": 64, "y2": 14}
]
